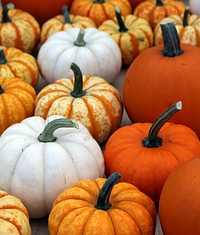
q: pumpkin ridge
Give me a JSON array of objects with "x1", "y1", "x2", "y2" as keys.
[
  {"x1": 26, "y1": 19, "x2": 40, "y2": 49},
  {"x1": 0, "y1": 214, "x2": 22, "y2": 234},
  {"x1": 9, "y1": 22, "x2": 24, "y2": 52}
]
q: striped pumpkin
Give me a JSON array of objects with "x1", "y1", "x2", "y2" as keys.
[
  {"x1": 0, "y1": 77, "x2": 36, "y2": 134},
  {"x1": 0, "y1": 3, "x2": 40, "y2": 53},
  {"x1": 0, "y1": 46, "x2": 39, "y2": 87}
]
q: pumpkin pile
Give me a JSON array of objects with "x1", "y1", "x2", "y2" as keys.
[{"x1": 0, "y1": 0, "x2": 199, "y2": 234}]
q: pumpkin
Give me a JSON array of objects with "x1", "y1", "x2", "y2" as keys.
[
  {"x1": 48, "y1": 172, "x2": 156, "y2": 235},
  {"x1": 34, "y1": 63, "x2": 123, "y2": 144},
  {"x1": 122, "y1": 21, "x2": 200, "y2": 138},
  {"x1": 98, "y1": 6, "x2": 153, "y2": 66},
  {"x1": 0, "y1": 3, "x2": 40, "y2": 54},
  {"x1": 154, "y1": 7, "x2": 200, "y2": 47},
  {"x1": 189, "y1": 0, "x2": 200, "y2": 16},
  {"x1": 0, "y1": 46, "x2": 39, "y2": 87},
  {"x1": 69, "y1": 0, "x2": 132, "y2": 27},
  {"x1": 0, "y1": 116, "x2": 105, "y2": 218},
  {"x1": 0, "y1": 190, "x2": 31, "y2": 234},
  {"x1": 37, "y1": 27, "x2": 122, "y2": 84},
  {"x1": 104, "y1": 101, "x2": 200, "y2": 204},
  {"x1": 0, "y1": 77, "x2": 36, "y2": 135},
  {"x1": 133, "y1": 0, "x2": 186, "y2": 29},
  {"x1": 1, "y1": 0, "x2": 72, "y2": 26},
  {"x1": 40, "y1": 5, "x2": 97, "y2": 44},
  {"x1": 159, "y1": 157, "x2": 200, "y2": 235}
]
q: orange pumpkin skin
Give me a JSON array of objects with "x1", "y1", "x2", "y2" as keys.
[
  {"x1": 159, "y1": 157, "x2": 200, "y2": 235},
  {"x1": 69, "y1": 0, "x2": 132, "y2": 26},
  {"x1": 0, "y1": 77, "x2": 36, "y2": 134},
  {"x1": 104, "y1": 121, "x2": 200, "y2": 203},
  {"x1": 48, "y1": 174, "x2": 156, "y2": 235},
  {"x1": 1, "y1": 0, "x2": 72, "y2": 26},
  {"x1": 134, "y1": 0, "x2": 186, "y2": 29}
]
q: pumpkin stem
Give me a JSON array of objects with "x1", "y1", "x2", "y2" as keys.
[
  {"x1": 0, "y1": 85, "x2": 4, "y2": 94},
  {"x1": 143, "y1": 101, "x2": 182, "y2": 148},
  {"x1": 38, "y1": 118, "x2": 79, "y2": 142},
  {"x1": 182, "y1": 7, "x2": 190, "y2": 27},
  {"x1": 156, "y1": 0, "x2": 164, "y2": 6},
  {"x1": 62, "y1": 5, "x2": 72, "y2": 24},
  {"x1": 1, "y1": 3, "x2": 14, "y2": 23},
  {"x1": 161, "y1": 21, "x2": 184, "y2": 57},
  {"x1": 95, "y1": 172, "x2": 121, "y2": 210},
  {"x1": 115, "y1": 6, "x2": 128, "y2": 33},
  {"x1": 94, "y1": 0, "x2": 105, "y2": 3},
  {"x1": 70, "y1": 62, "x2": 86, "y2": 98},
  {"x1": 74, "y1": 29, "x2": 86, "y2": 47},
  {"x1": 0, "y1": 48, "x2": 7, "y2": 64}
]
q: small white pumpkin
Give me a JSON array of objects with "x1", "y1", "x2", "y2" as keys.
[
  {"x1": 37, "y1": 27, "x2": 122, "y2": 84},
  {"x1": 0, "y1": 115, "x2": 105, "y2": 218},
  {"x1": 189, "y1": 0, "x2": 200, "y2": 16}
]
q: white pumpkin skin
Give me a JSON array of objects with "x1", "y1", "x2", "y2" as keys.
[
  {"x1": 0, "y1": 115, "x2": 105, "y2": 218},
  {"x1": 37, "y1": 27, "x2": 122, "y2": 84},
  {"x1": 189, "y1": 0, "x2": 200, "y2": 16}
]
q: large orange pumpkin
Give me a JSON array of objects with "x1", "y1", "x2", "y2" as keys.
[
  {"x1": 48, "y1": 172, "x2": 156, "y2": 235},
  {"x1": 104, "y1": 101, "x2": 200, "y2": 204},
  {"x1": 122, "y1": 21, "x2": 200, "y2": 138},
  {"x1": 1, "y1": 0, "x2": 72, "y2": 26},
  {"x1": 159, "y1": 157, "x2": 200, "y2": 235}
]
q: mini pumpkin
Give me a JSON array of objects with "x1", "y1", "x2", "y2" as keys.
[
  {"x1": 0, "y1": 3, "x2": 40, "y2": 53},
  {"x1": 35, "y1": 63, "x2": 123, "y2": 144},
  {"x1": 154, "y1": 7, "x2": 200, "y2": 47},
  {"x1": 104, "y1": 101, "x2": 200, "y2": 204},
  {"x1": 99, "y1": 5, "x2": 153, "y2": 65},
  {"x1": 0, "y1": 190, "x2": 31, "y2": 234},
  {"x1": 0, "y1": 77, "x2": 36, "y2": 135},
  {"x1": 37, "y1": 27, "x2": 122, "y2": 84},
  {"x1": 48, "y1": 172, "x2": 156, "y2": 235},
  {"x1": 0, "y1": 46, "x2": 39, "y2": 87},
  {"x1": 40, "y1": 5, "x2": 97, "y2": 44},
  {"x1": 69, "y1": 0, "x2": 132, "y2": 26},
  {"x1": 0, "y1": 116, "x2": 105, "y2": 218},
  {"x1": 133, "y1": 0, "x2": 186, "y2": 29}
]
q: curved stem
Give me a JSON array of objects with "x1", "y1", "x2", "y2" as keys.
[
  {"x1": 0, "y1": 85, "x2": 4, "y2": 94},
  {"x1": 156, "y1": 0, "x2": 164, "y2": 6},
  {"x1": 1, "y1": 3, "x2": 14, "y2": 23},
  {"x1": 0, "y1": 49, "x2": 7, "y2": 64},
  {"x1": 38, "y1": 118, "x2": 79, "y2": 142},
  {"x1": 95, "y1": 172, "x2": 121, "y2": 210},
  {"x1": 115, "y1": 6, "x2": 128, "y2": 33},
  {"x1": 62, "y1": 5, "x2": 72, "y2": 24},
  {"x1": 161, "y1": 21, "x2": 184, "y2": 57},
  {"x1": 70, "y1": 63, "x2": 86, "y2": 98},
  {"x1": 183, "y1": 7, "x2": 190, "y2": 27},
  {"x1": 74, "y1": 29, "x2": 86, "y2": 47},
  {"x1": 143, "y1": 101, "x2": 182, "y2": 148}
]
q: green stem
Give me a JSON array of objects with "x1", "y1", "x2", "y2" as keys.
[
  {"x1": 0, "y1": 49, "x2": 7, "y2": 64},
  {"x1": 161, "y1": 21, "x2": 184, "y2": 57},
  {"x1": 115, "y1": 6, "x2": 128, "y2": 33},
  {"x1": 95, "y1": 172, "x2": 121, "y2": 210},
  {"x1": 62, "y1": 5, "x2": 72, "y2": 24},
  {"x1": 143, "y1": 101, "x2": 182, "y2": 148},
  {"x1": 183, "y1": 7, "x2": 190, "y2": 27},
  {"x1": 74, "y1": 29, "x2": 86, "y2": 47},
  {"x1": 156, "y1": 0, "x2": 164, "y2": 6},
  {"x1": 0, "y1": 85, "x2": 4, "y2": 94},
  {"x1": 1, "y1": 3, "x2": 14, "y2": 23},
  {"x1": 38, "y1": 118, "x2": 79, "y2": 142},
  {"x1": 70, "y1": 63, "x2": 86, "y2": 98},
  {"x1": 94, "y1": 0, "x2": 105, "y2": 3}
]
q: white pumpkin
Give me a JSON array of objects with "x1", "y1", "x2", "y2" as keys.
[
  {"x1": 189, "y1": 0, "x2": 200, "y2": 16},
  {"x1": 0, "y1": 115, "x2": 105, "y2": 218},
  {"x1": 37, "y1": 27, "x2": 122, "y2": 84}
]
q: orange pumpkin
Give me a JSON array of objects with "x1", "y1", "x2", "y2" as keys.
[
  {"x1": 134, "y1": 0, "x2": 186, "y2": 29},
  {"x1": 34, "y1": 63, "x2": 123, "y2": 144},
  {"x1": 48, "y1": 172, "x2": 156, "y2": 235},
  {"x1": 69, "y1": 0, "x2": 132, "y2": 26},
  {"x1": 0, "y1": 46, "x2": 39, "y2": 87},
  {"x1": 0, "y1": 77, "x2": 36, "y2": 134},
  {"x1": 40, "y1": 5, "x2": 97, "y2": 44},
  {"x1": 159, "y1": 157, "x2": 200, "y2": 235},
  {"x1": 154, "y1": 7, "x2": 200, "y2": 47},
  {"x1": 0, "y1": 190, "x2": 31, "y2": 234},
  {"x1": 122, "y1": 21, "x2": 200, "y2": 138},
  {"x1": 104, "y1": 101, "x2": 200, "y2": 204},
  {"x1": 0, "y1": 3, "x2": 40, "y2": 53},
  {"x1": 98, "y1": 6, "x2": 153, "y2": 65}
]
